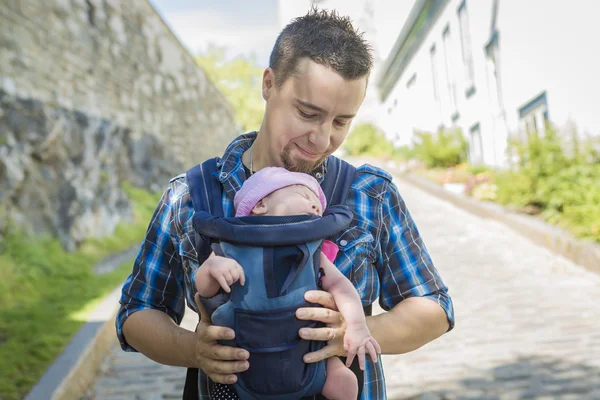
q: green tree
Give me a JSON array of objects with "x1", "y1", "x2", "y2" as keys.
[
  {"x1": 344, "y1": 123, "x2": 393, "y2": 157},
  {"x1": 195, "y1": 46, "x2": 265, "y2": 132}
]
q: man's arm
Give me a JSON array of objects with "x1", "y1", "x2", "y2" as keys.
[
  {"x1": 122, "y1": 308, "x2": 197, "y2": 367},
  {"x1": 297, "y1": 177, "x2": 454, "y2": 362},
  {"x1": 116, "y1": 183, "x2": 249, "y2": 383},
  {"x1": 298, "y1": 288, "x2": 449, "y2": 360},
  {"x1": 320, "y1": 242, "x2": 449, "y2": 355},
  {"x1": 116, "y1": 185, "x2": 190, "y2": 359},
  {"x1": 371, "y1": 178, "x2": 454, "y2": 352},
  {"x1": 367, "y1": 296, "x2": 449, "y2": 354}
]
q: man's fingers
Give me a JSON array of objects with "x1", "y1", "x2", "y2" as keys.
[
  {"x1": 296, "y1": 307, "x2": 341, "y2": 324},
  {"x1": 207, "y1": 359, "x2": 249, "y2": 375},
  {"x1": 366, "y1": 341, "x2": 378, "y2": 363},
  {"x1": 194, "y1": 293, "x2": 212, "y2": 324},
  {"x1": 304, "y1": 290, "x2": 337, "y2": 310},
  {"x1": 208, "y1": 373, "x2": 238, "y2": 385},
  {"x1": 201, "y1": 324, "x2": 236, "y2": 342},
  {"x1": 208, "y1": 343, "x2": 250, "y2": 361},
  {"x1": 299, "y1": 326, "x2": 340, "y2": 341},
  {"x1": 206, "y1": 358, "x2": 249, "y2": 384},
  {"x1": 303, "y1": 344, "x2": 336, "y2": 364}
]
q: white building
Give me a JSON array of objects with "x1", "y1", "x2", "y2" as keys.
[{"x1": 377, "y1": 0, "x2": 600, "y2": 167}]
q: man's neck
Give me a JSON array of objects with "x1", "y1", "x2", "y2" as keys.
[{"x1": 242, "y1": 132, "x2": 277, "y2": 172}]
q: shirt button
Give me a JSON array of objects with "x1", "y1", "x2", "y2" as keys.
[
  {"x1": 219, "y1": 172, "x2": 227, "y2": 179},
  {"x1": 315, "y1": 172, "x2": 323, "y2": 179},
  {"x1": 339, "y1": 239, "x2": 348, "y2": 246}
]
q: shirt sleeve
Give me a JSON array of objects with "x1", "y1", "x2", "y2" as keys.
[
  {"x1": 377, "y1": 180, "x2": 455, "y2": 332},
  {"x1": 115, "y1": 184, "x2": 187, "y2": 351}
]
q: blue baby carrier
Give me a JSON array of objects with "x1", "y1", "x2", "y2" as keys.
[{"x1": 185, "y1": 156, "x2": 360, "y2": 400}]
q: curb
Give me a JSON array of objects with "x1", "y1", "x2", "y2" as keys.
[
  {"x1": 394, "y1": 170, "x2": 600, "y2": 274},
  {"x1": 24, "y1": 284, "x2": 123, "y2": 400}
]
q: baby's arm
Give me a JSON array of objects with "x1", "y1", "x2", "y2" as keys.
[
  {"x1": 318, "y1": 252, "x2": 381, "y2": 369},
  {"x1": 319, "y1": 254, "x2": 367, "y2": 328},
  {"x1": 195, "y1": 253, "x2": 245, "y2": 298}
]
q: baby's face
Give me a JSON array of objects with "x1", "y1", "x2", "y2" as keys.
[{"x1": 256, "y1": 185, "x2": 322, "y2": 216}]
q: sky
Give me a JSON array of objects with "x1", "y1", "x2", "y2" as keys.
[
  {"x1": 148, "y1": 0, "x2": 416, "y2": 67},
  {"x1": 148, "y1": 0, "x2": 281, "y2": 66}
]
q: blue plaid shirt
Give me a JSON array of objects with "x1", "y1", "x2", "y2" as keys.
[{"x1": 117, "y1": 132, "x2": 454, "y2": 399}]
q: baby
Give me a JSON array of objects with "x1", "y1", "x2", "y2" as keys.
[{"x1": 195, "y1": 167, "x2": 381, "y2": 400}]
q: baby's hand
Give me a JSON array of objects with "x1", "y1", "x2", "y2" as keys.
[
  {"x1": 343, "y1": 322, "x2": 382, "y2": 370},
  {"x1": 208, "y1": 261, "x2": 245, "y2": 293}
]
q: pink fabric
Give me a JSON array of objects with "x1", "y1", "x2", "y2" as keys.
[
  {"x1": 321, "y1": 240, "x2": 339, "y2": 262},
  {"x1": 234, "y1": 167, "x2": 327, "y2": 217}
]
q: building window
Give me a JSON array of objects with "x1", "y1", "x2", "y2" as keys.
[
  {"x1": 485, "y1": 31, "x2": 503, "y2": 115},
  {"x1": 469, "y1": 123, "x2": 484, "y2": 165},
  {"x1": 442, "y1": 25, "x2": 458, "y2": 114},
  {"x1": 430, "y1": 44, "x2": 439, "y2": 100},
  {"x1": 518, "y1": 91, "x2": 549, "y2": 137},
  {"x1": 406, "y1": 73, "x2": 417, "y2": 89},
  {"x1": 458, "y1": 1, "x2": 475, "y2": 94}
]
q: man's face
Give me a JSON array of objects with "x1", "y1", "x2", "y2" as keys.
[{"x1": 260, "y1": 58, "x2": 368, "y2": 173}]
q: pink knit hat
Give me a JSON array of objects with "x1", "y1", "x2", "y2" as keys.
[{"x1": 234, "y1": 167, "x2": 327, "y2": 217}]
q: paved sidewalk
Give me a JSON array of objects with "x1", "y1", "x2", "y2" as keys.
[
  {"x1": 86, "y1": 174, "x2": 600, "y2": 399},
  {"x1": 83, "y1": 311, "x2": 198, "y2": 400}
]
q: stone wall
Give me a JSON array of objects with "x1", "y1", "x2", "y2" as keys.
[{"x1": 0, "y1": 0, "x2": 238, "y2": 250}]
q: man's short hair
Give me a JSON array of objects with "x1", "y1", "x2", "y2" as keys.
[{"x1": 269, "y1": 7, "x2": 373, "y2": 87}]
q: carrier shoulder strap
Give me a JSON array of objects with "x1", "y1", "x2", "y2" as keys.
[
  {"x1": 183, "y1": 158, "x2": 224, "y2": 400},
  {"x1": 320, "y1": 156, "x2": 356, "y2": 207},
  {"x1": 317, "y1": 162, "x2": 370, "y2": 400},
  {"x1": 186, "y1": 157, "x2": 224, "y2": 217},
  {"x1": 320, "y1": 157, "x2": 372, "y2": 317}
]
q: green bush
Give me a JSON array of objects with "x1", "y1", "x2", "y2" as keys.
[
  {"x1": 494, "y1": 170, "x2": 536, "y2": 208},
  {"x1": 495, "y1": 124, "x2": 600, "y2": 242},
  {"x1": 412, "y1": 128, "x2": 468, "y2": 168}
]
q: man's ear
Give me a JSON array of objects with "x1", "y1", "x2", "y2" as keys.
[
  {"x1": 251, "y1": 199, "x2": 268, "y2": 215},
  {"x1": 262, "y1": 68, "x2": 275, "y2": 101}
]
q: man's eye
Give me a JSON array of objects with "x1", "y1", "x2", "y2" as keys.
[
  {"x1": 334, "y1": 120, "x2": 348, "y2": 128},
  {"x1": 299, "y1": 110, "x2": 316, "y2": 119}
]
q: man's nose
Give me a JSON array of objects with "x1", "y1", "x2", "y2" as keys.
[{"x1": 310, "y1": 125, "x2": 331, "y2": 151}]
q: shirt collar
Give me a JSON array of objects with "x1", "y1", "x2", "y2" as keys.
[{"x1": 217, "y1": 131, "x2": 328, "y2": 200}]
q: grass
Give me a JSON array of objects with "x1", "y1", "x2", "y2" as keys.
[{"x1": 0, "y1": 183, "x2": 161, "y2": 400}]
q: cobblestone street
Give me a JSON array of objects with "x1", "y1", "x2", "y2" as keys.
[{"x1": 86, "y1": 174, "x2": 600, "y2": 399}]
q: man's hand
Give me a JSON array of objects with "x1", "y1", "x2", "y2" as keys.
[
  {"x1": 193, "y1": 293, "x2": 250, "y2": 384},
  {"x1": 295, "y1": 290, "x2": 347, "y2": 363}
]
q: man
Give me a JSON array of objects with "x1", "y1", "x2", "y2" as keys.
[{"x1": 117, "y1": 8, "x2": 454, "y2": 399}]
